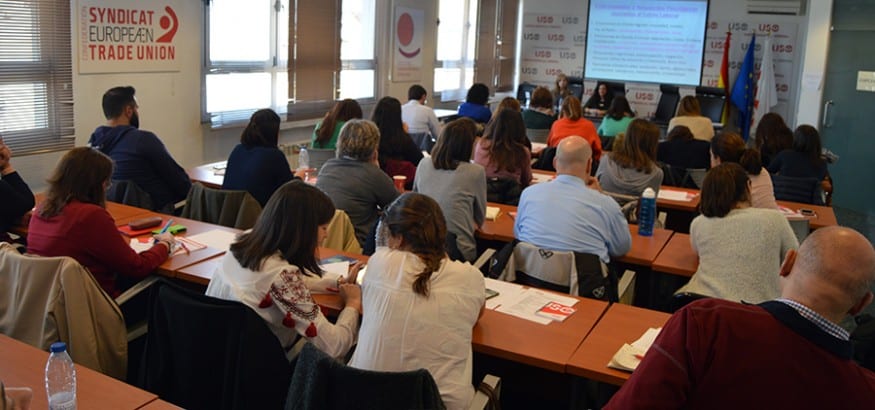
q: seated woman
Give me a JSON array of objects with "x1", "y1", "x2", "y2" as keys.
[
  {"x1": 372, "y1": 97, "x2": 423, "y2": 189},
  {"x1": 207, "y1": 181, "x2": 361, "y2": 359},
  {"x1": 348, "y1": 193, "x2": 485, "y2": 409},
  {"x1": 596, "y1": 119, "x2": 663, "y2": 196},
  {"x1": 223, "y1": 109, "x2": 297, "y2": 206},
  {"x1": 311, "y1": 99, "x2": 363, "y2": 150},
  {"x1": 552, "y1": 73, "x2": 573, "y2": 110},
  {"x1": 676, "y1": 162, "x2": 798, "y2": 303},
  {"x1": 522, "y1": 86, "x2": 556, "y2": 130},
  {"x1": 316, "y1": 120, "x2": 399, "y2": 248},
  {"x1": 711, "y1": 131, "x2": 778, "y2": 209},
  {"x1": 657, "y1": 125, "x2": 711, "y2": 170},
  {"x1": 457, "y1": 83, "x2": 492, "y2": 124},
  {"x1": 473, "y1": 109, "x2": 533, "y2": 188},
  {"x1": 668, "y1": 96, "x2": 715, "y2": 141},
  {"x1": 27, "y1": 147, "x2": 175, "y2": 297},
  {"x1": 547, "y1": 96, "x2": 601, "y2": 160},
  {"x1": 754, "y1": 112, "x2": 794, "y2": 167},
  {"x1": 413, "y1": 118, "x2": 486, "y2": 262},
  {"x1": 0, "y1": 138, "x2": 34, "y2": 243},
  {"x1": 597, "y1": 96, "x2": 635, "y2": 150},
  {"x1": 583, "y1": 82, "x2": 614, "y2": 117},
  {"x1": 768, "y1": 125, "x2": 829, "y2": 181}
]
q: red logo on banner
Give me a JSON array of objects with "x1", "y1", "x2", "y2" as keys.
[
  {"x1": 397, "y1": 13, "x2": 420, "y2": 58},
  {"x1": 156, "y1": 6, "x2": 177, "y2": 43}
]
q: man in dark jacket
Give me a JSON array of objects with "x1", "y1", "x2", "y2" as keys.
[{"x1": 89, "y1": 86, "x2": 191, "y2": 212}]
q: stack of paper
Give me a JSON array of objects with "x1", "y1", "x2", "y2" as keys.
[
  {"x1": 657, "y1": 189, "x2": 695, "y2": 202},
  {"x1": 484, "y1": 278, "x2": 579, "y2": 325},
  {"x1": 485, "y1": 206, "x2": 501, "y2": 221},
  {"x1": 607, "y1": 327, "x2": 662, "y2": 372}
]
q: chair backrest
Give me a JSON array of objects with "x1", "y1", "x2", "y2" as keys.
[
  {"x1": 568, "y1": 83, "x2": 584, "y2": 100},
  {"x1": 787, "y1": 217, "x2": 811, "y2": 244},
  {"x1": 686, "y1": 168, "x2": 707, "y2": 189},
  {"x1": 771, "y1": 174, "x2": 824, "y2": 205},
  {"x1": 526, "y1": 128, "x2": 549, "y2": 144},
  {"x1": 0, "y1": 243, "x2": 127, "y2": 378},
  {"x1": 323, "y1": 210, "x2": 362, "y2": 254},
  {"x1": 307, "y1": 148, "x2": 336, "y2": 175},
  {"x1": 695, "y1": 86, "x2": 726, "y2": 124},
  {"x1": 408, "y1": 132, "x2": 436, "y2": 153},
  {"x1": 652, "y1": 85, "x2": 680, "y2": 124},
  {"x1": 660, "y1": 163, "x2": 700, "y2": 189},
  {"x1": 604, "y1": 81, "x2": 626, "y2": 98},
  {"x1": 516, "y1": 82, "x2": 537, "y2": 106},
  {"x1": 285, "y1": 343, "x2": 444, "y2": 410},
  {"x1": 107, "y1": 179, "x2": 157, "y2": 212},
  {"x1": 181, "y1": 182, "x2": 263, "y2": 229},
  {"x1": 139, "y1": 280, "x2": 291, "y2": 410}
]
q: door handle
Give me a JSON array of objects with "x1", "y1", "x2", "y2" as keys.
[{"x1": 823, "y1": 100, "x2": 834, "y2": 128}]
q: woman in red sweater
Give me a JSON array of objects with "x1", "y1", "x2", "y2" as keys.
[
  {"x1": 27, "y1": 147, "x2": 176, "y2": 297},
  {"x1": 546, "y1": 96, "x2": 602, "y2": 160}
]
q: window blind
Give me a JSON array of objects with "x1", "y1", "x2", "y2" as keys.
[{"x1": 0, "y1": 0, "x2": 75, "y2": 155}]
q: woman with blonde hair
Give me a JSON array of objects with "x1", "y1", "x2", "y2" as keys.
[
  {"x1": 596, "y1": 119, "x2": 663, "y2": 196},
  {"x1": 349, "y1": 193, "x2": 485, "y2": 409},
  {"x1": 668, "y1": 95, "x2": 715, "y2": 141},
  {"x1": 547, "y1": 96, "x2": 601, "y2": 160}
]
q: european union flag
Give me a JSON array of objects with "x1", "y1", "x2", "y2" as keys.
[{"x1": 731, "y1": 33, "x2": 756, "y2": 141}]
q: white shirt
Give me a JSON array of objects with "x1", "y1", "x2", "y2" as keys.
[
  {"x1": 206, "y1": 252, "x2": 359, "y2": 359},
  {"x1": 349, "y1": 247, "x2": 485, "y2": 410},
  {"x1": 402, "y1": 99, "x2": 442, "y2": 138}
]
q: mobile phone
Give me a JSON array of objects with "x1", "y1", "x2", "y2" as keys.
[
  {"x1": 800, "y1": 208, "x2": 815, "y2": 216},
  {"x1": 485, "y1": 288, "x2": 500, "y2": 300}
]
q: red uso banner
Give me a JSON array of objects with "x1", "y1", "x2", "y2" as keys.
[{"x1": 78, "y1": 0, "x2": 181, "y2": 73}]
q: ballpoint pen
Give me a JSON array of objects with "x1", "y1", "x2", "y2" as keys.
[{"x1": 154, "y1": 218, "x2": 174, "y2": 244}]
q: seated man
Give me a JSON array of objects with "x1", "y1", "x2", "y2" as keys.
[
  {"x1": 514, "y1": 136, "x2": 631, "y2": 262},
  {"x1": 89, "y1": 86, "x2": 191, "y2": 212},
  {"x1": 606, "y1": 226, "x2": 875, "y2": 409},
  {"x1": 401, "y1": 85, "x2": 441, "y2": 144},
  {"x1": 316, "y1": 119, "x2": 399, "y2": 249}
]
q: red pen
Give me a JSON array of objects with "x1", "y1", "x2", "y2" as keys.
[{"x1": 634, "y1": 353, "x2": 645, "y2": 360}]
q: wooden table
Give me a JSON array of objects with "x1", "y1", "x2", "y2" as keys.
[
  {"x1": 9, "y1": 194, "x2": 153, "y2": 238},
  {"x1": 651, "y1": 233, "x2": 698, "y2": 277},
  {"x1": 656, "y1": 186, "x2": 701, "y2": 211},
  {"x1": 0, "y1": 334, "x2": 158, "y2": 409},
  {"x1": 477, "y1": 204, "x2": 673, "y2": 267},
  {"x1": 473, "y1": 297, "x2": 609, "y2": 373},
  {"x1": 139, "y1": 399, "x2": 183, "y2": 409},
  {"x1": 186, "y1": 160, "x2": 226, "y2": 189},
  {"x1": 565, "y1": 303, "x2": 670, "y2": 385},
  {"x1": 777, "y1": 201, "x2": 837, "y2": 229}
]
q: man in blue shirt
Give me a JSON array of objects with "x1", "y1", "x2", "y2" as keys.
[
  {"x1": 515, "y1": 136, "x2": 630, "y2": 262},
  {"x1": 89, "y1": 86, "x2": 191, "y2": 212}
]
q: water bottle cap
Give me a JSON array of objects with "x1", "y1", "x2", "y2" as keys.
[
  {"x1": 50, "y1": 342, "x2": 67, "y2": 353},
  {"x1": 642, "y1": 187, "x2": 656, "y2": 198}
]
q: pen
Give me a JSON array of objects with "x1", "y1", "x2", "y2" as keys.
[
  {"x1": 154, "y1": 218, "x2": 174, "y2": 244},
  {"x1": 179, "y1": 240, "x2": 191, "y2": 256}
]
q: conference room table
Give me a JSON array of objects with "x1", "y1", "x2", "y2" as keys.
[
  {"x1": 0, "y1": 334, "x2": 160, "y2": 409},
  {"x1": 651, "y1": 233, "x2": 698, "y2": 277},
  {"x1": 565, "y1": 303, "x2": 671, "y2": 385},
  {"x1": 186, "y1": 160, "x2": 226, "y2": 189}
]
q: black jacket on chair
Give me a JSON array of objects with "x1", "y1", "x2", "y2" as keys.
[{"x1": 139, "y1": 280, "x2": 292, "y2": 410}]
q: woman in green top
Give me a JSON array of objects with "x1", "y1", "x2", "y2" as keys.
[
  {"x1": 311, "y1": 99, "x2": 363, "y2": 149},
  {"x1": 597, "y1": 96, "x2": 635, "y2": 150}
]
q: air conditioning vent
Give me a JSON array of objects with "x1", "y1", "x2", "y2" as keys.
[{"x1": 746, "y1": 0, "x2": 803, "y2": 16}]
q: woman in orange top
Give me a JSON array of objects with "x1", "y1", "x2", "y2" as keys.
[{"x1": 546, "y1": 96, "x2": 602, "y2": 160}]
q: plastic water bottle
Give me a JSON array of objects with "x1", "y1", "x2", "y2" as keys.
[
  {"x1": 638, "y1": 187, "x2": 656, "y2": 236},
  {"x1": 298, "y1": 145, "x2": 309, "y2": 170},
  {"x1": 45, "y1": 342, "x2": 77, "y2": 410}
]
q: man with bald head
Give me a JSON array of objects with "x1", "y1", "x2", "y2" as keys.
[
  {"x1": 514, "y1": 136, "x2": 631, "y2": 262},
  {"x1": 606, "y1": 226, "x2": 875, "y2": 408}
]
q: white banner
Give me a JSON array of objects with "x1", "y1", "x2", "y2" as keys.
[
  {"x1": 519, "y1": 13, "x2": 586, "y2": 87},
  {"x1": 78, "y1": 0, "x2": 182, "y2": 73},
  {"x1": 392, "y1": 7, "x2": 424, "y2": 82}
]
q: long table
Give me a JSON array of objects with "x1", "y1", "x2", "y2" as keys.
[
  {"x1": 0, "y1": 334, "x2": 160, "y2": 409},
  {"x1": 651, "y1": 233, "x2": 697, "y2": 277},
  {"x1": 565, "y1": 303, "x2": 670, "y2": 385}
]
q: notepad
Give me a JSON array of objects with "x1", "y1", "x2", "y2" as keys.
[
  {"x1": 486, "y1": 206, "x2": 501, "y2": 221},
  {"x1": 607, "y1": 327, "x2": 662, "y2": 372},
  {"x1": 657, "y1": 189, "x2": 695, "y2": 202}
]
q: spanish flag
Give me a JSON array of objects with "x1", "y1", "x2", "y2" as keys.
[{"x1": 717, "y1": 31, "x2": 731, "y2": 125}]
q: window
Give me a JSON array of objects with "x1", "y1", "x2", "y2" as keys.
[
  {"x1": 0, "y1": 0, "x2": 74, "y2": 155},
  {"x1": 204, "y1": 0, "x2": 375, "y2": 127},
  {"x1": 434, "y1": 0, "x2": 479, "y2": 101}
]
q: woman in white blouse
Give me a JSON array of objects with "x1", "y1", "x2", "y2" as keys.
[
  {"x1": 206, "y1": 180, "x2": 362, "y2": 359},
  {"x1": 349, "y1": 193, "x2": 485, "y2": 409}
]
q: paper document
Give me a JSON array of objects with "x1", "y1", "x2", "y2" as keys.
[
  {"x1": 607, "y1": 327, "x2": 662, "y2": 372},
  {"x1": 186, "y1": 229, "x2": 239, "y2": 251},
  {"x1": 778, "y1": 206, "x2": 804, "y2": 219},
  {"x1": 484, "y1": 278, "x2": 526, "y2": 310},
  {"x1": 319, "y1": 261, "x2": 349, "y2": 281},
  {"x1": 129, "y1": 236, "x2": 207, "y2": 257},
  {"x1": 492, "y1": 285, "x2": 579, "y2": 325},
  {"x1": 531, "y1": 142, "x2": 547, "y2": 154},
  {"x1": 485, "y1": 206, "x2": 501, "y2": 221},
  {"x1": 532, "y1": 172, "x2": 554, "y2": 184},
  {"x1": 657, "y1": 189, "x2": 695, "y2": 202}
]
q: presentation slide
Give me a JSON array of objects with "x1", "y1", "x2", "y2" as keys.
[{"x1": 584, "y1": 0, "x2": 709, "y2": 86}]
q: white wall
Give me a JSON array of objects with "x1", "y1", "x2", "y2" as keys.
[{"x1": 15, "y1": 0, "x2": 827, "y2": 192}]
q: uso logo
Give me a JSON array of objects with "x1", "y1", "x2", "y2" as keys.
[
  {"x1": 634, "y1": 92, "x2": 655, "y2": 101},
  {"x1": 759, "y1": 24, "x2": 780, "y2": 33}
]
